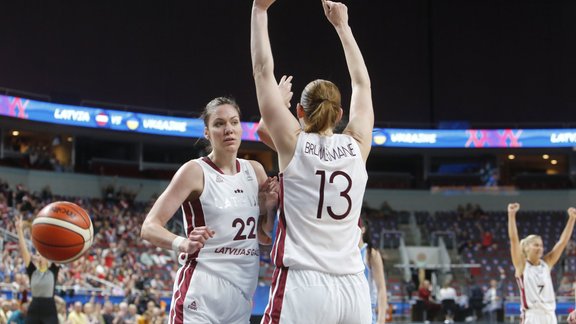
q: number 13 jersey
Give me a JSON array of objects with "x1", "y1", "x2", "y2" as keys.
[
  {"x1": 272, "y1": 132, "x2": 368, "y2": 274},
  {"x1": 180, "y1": 157, "x2": 260, "y2": 297}
]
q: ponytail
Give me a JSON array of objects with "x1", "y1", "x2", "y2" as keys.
[{"x1": 300, "y1": 80, "x2": 342, "y2": 133}]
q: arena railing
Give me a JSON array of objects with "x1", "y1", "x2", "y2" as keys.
[{"x1": 0, "y1": 227, "x2": 33, "y2": 251}]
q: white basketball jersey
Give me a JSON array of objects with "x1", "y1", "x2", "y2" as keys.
[
  {"x1": 179, "y1": 157, "x2": 260, "y2": 297},
  {"x1": 516, "y1": 260, "x2": 556, "y2": 313},
  {"x1": 271, "y1": 132, "x2": 368, "y2": 274}
]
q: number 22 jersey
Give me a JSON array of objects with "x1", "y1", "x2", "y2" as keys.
[
  {"x1": 179, "y1": 157, "x2": 260, "y2": 297},
  {"x1": 271, "y1": 132, "x2": 368, "y2": 274}
]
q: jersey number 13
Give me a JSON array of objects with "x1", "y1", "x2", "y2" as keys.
[{"x1": 315, "y1": 170, "x2": 352, "y2": 220}]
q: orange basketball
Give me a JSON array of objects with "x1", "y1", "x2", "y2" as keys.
[{"x1": 31, "y1": 201, "x2": 93, "y2": 263}]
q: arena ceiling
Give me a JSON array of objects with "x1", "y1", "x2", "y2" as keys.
[{"x1": 0, "y1": 1, "x2": 575, "y2": 128}]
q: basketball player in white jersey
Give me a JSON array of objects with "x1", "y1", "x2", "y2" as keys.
[
  {"x1": 251, "y1": 0, "x2": 374, "y2": 322},
  {"x1": 508, "y1": 203, "x2": 576, "y2": 324},
  {"x1": 141, "y1": 97, "x2": 279, "y2": 324}
]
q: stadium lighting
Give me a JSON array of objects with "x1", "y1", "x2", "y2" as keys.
[
  {"x1": 11, "y1": 130, "x2": 19, "y2": 136},
  {"x1": 551, "y1": 160, "x2": 558, "y2": 165},
  {"x1": 508, "y1": 154, "x2": 515, "y2": 160},
  {"x1": 542, "y1": 154, "x2": 549, "y2": 159}
]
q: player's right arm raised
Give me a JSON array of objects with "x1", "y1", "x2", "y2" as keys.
[
  {"x1": 507, "y1": 203, "x2": 524, "y2": 276},
  {"x1": 251, "y1": 0, "x2": 301, "y2": 166}
]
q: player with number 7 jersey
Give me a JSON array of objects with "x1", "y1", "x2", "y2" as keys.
[{"x1": 508, "y1": 203, "x2": 576, "y2": 324}]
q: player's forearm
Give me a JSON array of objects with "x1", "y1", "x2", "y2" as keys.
[
  {"x1": 377, "y1": 291, "x2": 388, "y2": 323},
  {"x1": 262, "y1": 206, "x2": 276, "y2": 236},
  {"x1": 257, "y1": 119, "x2": 276, "y2": 151},
  {"x1": 507, "y1": 212, "x2": 519, "y2": 240},
  {"x1": 557, "y1": 216, "x2": 576, "y2": 248},
  {"x1": 141, "y1": 220, "x2": 180, "y2": 251},
  {"x1": 258, "y1": 193, "x2": 277, "y2": 236},
  {"x1": 334, "y1": 25, "x2": 370, "y2": 89},
  {"x1": 251, "y1": 6, "x2": 274, "y2": 78}
]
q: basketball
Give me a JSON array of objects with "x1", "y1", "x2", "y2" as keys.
[{"x1": 31, "y1": 201, "x2": 94, "y2": 264}]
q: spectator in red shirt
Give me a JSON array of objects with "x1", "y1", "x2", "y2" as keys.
[{"x1": 418, "y1": 280, "x2": 441, "y2": 321}]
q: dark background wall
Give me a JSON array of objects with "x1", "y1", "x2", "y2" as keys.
[{"x1": 0, "y1": 0, "x2": 574, "y2": 127}]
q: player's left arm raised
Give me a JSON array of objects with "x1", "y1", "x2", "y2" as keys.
[{"x1": 544, "y1": 207, "x2": 576, "y2": 267}]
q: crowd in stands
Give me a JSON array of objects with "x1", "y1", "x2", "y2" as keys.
[
  {"x1": 362, "y1": 201, "x2": 576, "y2": 321},
  {"x1": 2, "y1": 170, "x2": 576, "y2": 322},
  {"x1": 4, "y1": 137, "x2": 67, "y2": 173},
  {"x1": 0, "y1": 294, "x2": 167, "y2": 324},
  {"x1": 0, "y1": 179, "x2": 176, "y2": 323}
]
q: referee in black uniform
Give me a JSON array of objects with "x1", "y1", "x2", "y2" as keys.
[{"x1": 16, "y1": 215, "x2": 60, "y2": 324}]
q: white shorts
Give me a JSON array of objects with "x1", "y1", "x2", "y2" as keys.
[
  {"x1": 522, "y1": 309, "x2": 557, "y2": 324},
  {"x1": 169, "y1": 262, "x2": 252, "y2": 324},
  {"x1": 261, "y1": 268, "x2": 372, "y2": 324}
]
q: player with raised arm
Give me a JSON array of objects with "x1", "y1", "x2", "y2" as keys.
[
  {"x1": 508, "y1": 203, "x2": 576, "y2": 324},
  {"x1": 251, "y1": 0, "x2": 375, "y2": 322}
]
